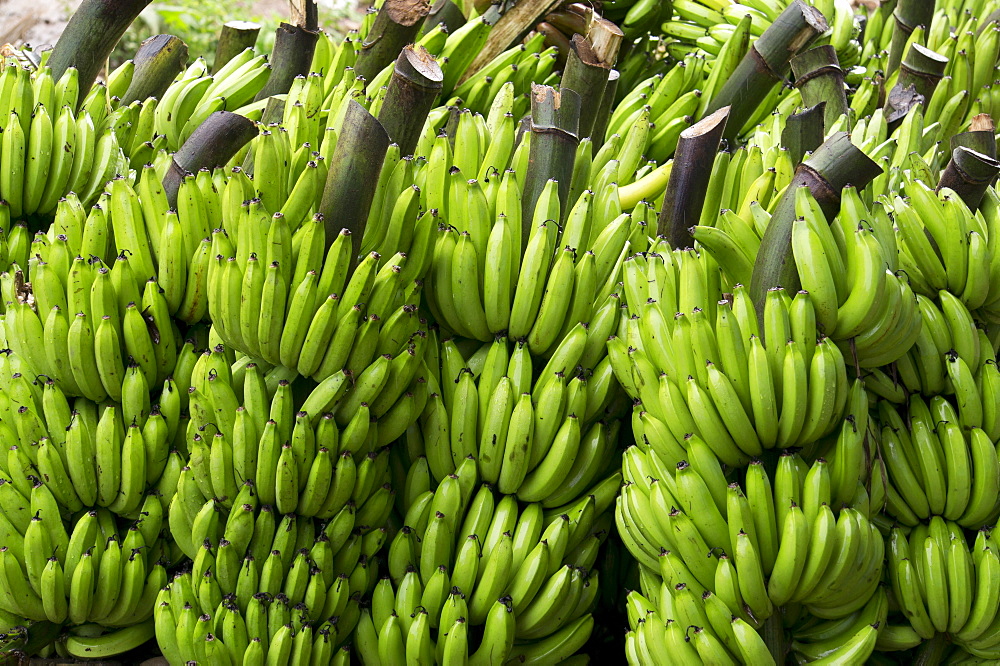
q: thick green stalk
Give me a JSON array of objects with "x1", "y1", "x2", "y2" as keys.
[
  {"x1": 790, "y1": 45, "x2": 849, "y2": 132},
  {"x1": 120, "y1": 34, "x2": 188, "y2": 105},
  {"x1": 658, "y1": 106, "x2": 730, "y2": 249},
  {"x1": 885, "y1": 43, "x2": 948, "y2": 123},
  {"x1": 252, "y1": 22, "x2": 319, "y2": 102},
  {"x1": 377, "y1": 45, "x2": 444, "y2": 158},
  {"x1": 354, "y1": 0, "x2": 431, "y2": 85},
  {"x1": 560, "y1": 35, "x2": 612, "y2": 141},
  {"x1": 47, "y1": 0, "x2": 153, "y2": 101},
  {"x1": 213, "y1": 21, "x2": 261, "y2": 73},
  {"x1": 703, "y1": 0, "x2": 828, "y2": 141},
  {"x1": 951, "y1": 114, "x2": 997, "y2": 159},
  {"x1": 886, "y1": 0, "x2": 936, "y2": 76},
  {"x1": 938, "y1": 147, "x2": 1000, "y2": 211},
  {"x1": 318, "y1": 100, "x2": 391, "y2": 269},
  {"x1": 781, "y1": 103, "x2": 826, "y2": 166},
  {"x1": 520, "y1": 85, "x2": 581, "y2": 248},
  {"x1": 163, "y1": 111, "x2": 258, "y2": 207}
]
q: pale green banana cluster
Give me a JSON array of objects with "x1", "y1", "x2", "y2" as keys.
[
  {"x1": 885, "y1": 517, "x2": 1000, "y2": 658},
  {"x1": 156, "y1": 488, "x2": 378, "y2": 665},
  {"x1": 0, "y1": 182, "x2": 180, "y2": 401},
  {"x1": 409, "y1": 332, "x2": 626, "y2": 505},
  {"x1": 0, "y1": 63, "x2": 128, "y2": 218},
  {"x1": 353, "y1": 460, "x2": 613, "y2": 665},
  {"x1": 105, "y1": 48, "x2": 272, "y2": 153},
  {"x1": 663, "y1": 0, "x2": 861, "y2": 68}
]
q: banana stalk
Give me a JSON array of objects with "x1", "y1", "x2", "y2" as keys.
[
  {"x1": 560, "y1": 34, "x2": 612, "y2": 141},
  {"x1": 213, "y1": 21, "x2": 262, "y2": 74},
  {"x1": 886, "y1": 0, "x2": 936, "y2": 78},
  {"x1": 749, "y1": 132, "x2": 882, "y2": 338},
  {"x1": 163, "y1": 111, "x2": 258, "y2": 207},
  {"x1": 254, "y1": 22, "x2": 319, "y2": 106},
  {"x1": 520, "y1": 84, "x2": 581, "y2": 247},
  {"x1": 121, "y1": 35, "x2": 190, "y2": 106},
  {"x1": 318, "y1": 100, "x2": 391, "y2": 268},
  {"x1": 781, "y1": 103, "x2": 826, "y2": 166},
  {"x1": 46, "y1": 0, "x2": 153, "y2": 101},
  {"x1": 951, "y1": 114, "x2": 998, "y2": 160},
  {"x1": 590, "y1": 70, "x2": 620, "y2": 151},
  {"x1": 790, "y1": 45, "x2": 849, "y2": 133},
  {"x1": 377, "y1": 45, "x2": 443, "y2": 158},
  {"x1": 658, "y1": 106, "x2": 730, "y2": 249},
  {"x1": 422, "y1": 0, "x2": 466, "y2": 37},
  {"x1": 354, "y1": 0, "x2": 431, "y2": 85},
  {"x1": 885, "y1": 43, "x2": 948, "y2": 124},
  {"x1": 703, "y1": 0, "x2": 828, "y2": 141},
  {"x1": 937, "y1": 147, "x2": 1000, "y2": 211}
]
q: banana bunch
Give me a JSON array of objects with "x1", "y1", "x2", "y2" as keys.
[
  {"x1": 613, "y1": 241, "x2": 854, "y2": 465},
  {"x1": 0, "y1": 62, "x2": 130, "y2": 219},
  {"x1": 0, "y1": 380, "x2": 175, "y2": 520},
  {"x1": 602, "y1": 54, "x2": 705, "y2": 165},
  {"x1": 106, "y1": 49, "x2": 272, "y2": 152},
  {"x1": 168, "y1": 358, "x2": 401, "y2": 560},
  {"x1": 625, "y1": 585, "x2": 884, "y2": 664},
  {"x1": 407, "y1": 331, "x2": 626, "y2": 503},
  {"x1": 0, "y1": 499, "x2": 168, "y2": 628},
  {"x1": 618, "y1": 395, "x2": 884, "y2": 623},
  {"x1": 431, "y1": 31, "x2": 556, "y2": 119},
  {"x1": 0, "y1": 220, "x2": 180, "y2": 401},
  {"x1": 888, "y1": 181, "x2": 1000, "y2": 310},
  {"x1": 625, "y1": 589, "x2": 777, "y2": 665},
  {"x1": 875, "y1": 394, "x2": 1000, "y2": 527},
  {"x1": 207, "y1": 223, "x2": 431, "y2": 383},
  {"x1": 884, "y1": 516, "x2": 1000, "y2": 657},
  {"x1": 663, "y1": 0, "x2": 861, "y2": 69},
  {"x1": 875, "y1": 292, "x2": 993, "y2": 401},
  {"x1": 421, "y1": 112, "x2": 652, "y2": 345},
  {"x1": 156, "y1": 488, "x2": 377, "y2": 665},
  {"x1": 354, "y1": 464, "x2": 614, "y2": 664},
  {"x1": 781, "y1": 185, "x2": 921, "y2": 368}
]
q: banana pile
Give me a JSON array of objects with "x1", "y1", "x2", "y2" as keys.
[
  {"x1": 4, "y1": 0, "x2": 1000, "y2": 661},
  {"x1": 352, "y1": 459, "x2": 615, "y2": 665},
  {"x1": 0, "y1": 64, "x2": 127, "y2": 219}
]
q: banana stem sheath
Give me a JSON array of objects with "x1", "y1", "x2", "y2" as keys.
[
  {"x1": 213, "y1": 21, "x2": 262, "y2": 74},
  {"x1": 163, "y1": 111, "x2": 258, "y2": 208},
  {"x1": 377, "y1": 45, "x2": 444, "y2": 158},
  {"x1": 47, "y1": 0, "x2": 153, "y2": 101},
  {"x1": 318, "y1": 100, "x2": 391, "y2": 269},
  {"x1": 791, "y1": 45, "x2": 850, "y2": 134},
  {"x1": 781, "y1": 103, "x2": 826, "y2": 167},
  {"x1": 657, "y1": 106, "x2": 730, "y2": 248},
  {"x1": 885, "y1": 43, "x2": 948, "y2": 124},
  {"x1": 521, "y1": 85, "x2": 581, "y2": 247},
  {"x1": 254, "y1": 22, "x2": 319, "y2": 104},
  {"x1": 886, "y1": 0, "x2": 936, "y2": 78},
  {"x1": 120, "y1": 34, "x2": 189, "y2": 106},
  {"x1": 938, "y1": 147, "x2": 1000, "y2": 212},
  {"x1": 561, "y1": 34, "x2": 612, "y2": 141},
  {"x1": 354, "y1": 0, "x2": 431, "y2": 85}
]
